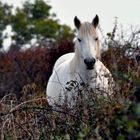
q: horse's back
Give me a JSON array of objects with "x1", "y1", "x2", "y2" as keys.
[{"x1": 53, "y1": 53, "x2": 74, "y2": 71}]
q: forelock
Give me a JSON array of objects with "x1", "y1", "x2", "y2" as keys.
[{"x1": 79, "y1": 22, "x2": 96, "y2": 37}]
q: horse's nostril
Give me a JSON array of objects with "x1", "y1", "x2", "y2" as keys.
[{"x1": 84, "y1": 58, "x2": 96, "y2": 69}]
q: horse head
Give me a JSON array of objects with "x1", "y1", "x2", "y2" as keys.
[{"x1": 74, "y1": 15, "x2": 100, "y2": 70}]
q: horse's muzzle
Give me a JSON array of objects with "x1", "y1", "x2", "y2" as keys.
[{"x1": 84, "y1": 57, "x2": 96, "y2": 70}]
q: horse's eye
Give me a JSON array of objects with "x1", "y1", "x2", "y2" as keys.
[
  {"x1": 78, "y1": 38, "x2": 82, "y2": 42},
  {"x1": 95, "y1": 37, "x2": 98, "y2": 41}
]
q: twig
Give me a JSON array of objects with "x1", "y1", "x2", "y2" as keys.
[{"x1": 11, "y1": 100, "x2": 17, "y2": 140}]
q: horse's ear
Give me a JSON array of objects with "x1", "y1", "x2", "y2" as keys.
[
  {"x1": 74, "y1": 16, "x2": 81, "y2": 29},
  {"x1": 92, "y1": 15, "x2": 99, "y2": 28}
]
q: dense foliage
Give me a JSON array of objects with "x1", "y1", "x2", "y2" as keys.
[
  {"x1": 0, "y1": 25, "x2": 140, "y2": 139},
  {"x1": 0, "y1": 39, "x2": 74, "y2": 99}
]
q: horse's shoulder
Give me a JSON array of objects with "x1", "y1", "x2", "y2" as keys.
[
  {"x1": 53, "y1": 53, "x2": 74, "y2": 71},
  {"x1": 57, "y1": 53, "x2": 74, "y2": 61},
  {"x1": 53, "y1": 58, "x2": 72, "y2": 76}
]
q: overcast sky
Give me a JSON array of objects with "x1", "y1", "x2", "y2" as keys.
[
  {"x1": 2, "y1": 0, "x2": 140, "y2": 50},
  {"x1": 2, "y1": 0, "x2": 140, "y2": 33},
  {"x1": 50, "y1": 0, "x2": 140, "y2": 33}
]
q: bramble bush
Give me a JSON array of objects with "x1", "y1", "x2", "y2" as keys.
[
  {"x1": 0, "y1": 38, "x2": 74, "y2": 99},
  {"x1": 0, "y1": 25, "x2": 140, "y2": 139}
]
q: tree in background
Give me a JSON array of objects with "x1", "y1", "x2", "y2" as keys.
[
  {"x1": 0, "y1": 0, "x2": 73, "y2": 49},
  {"x1": 0, "y1": 2, "x2": 12, "y2": 48}
]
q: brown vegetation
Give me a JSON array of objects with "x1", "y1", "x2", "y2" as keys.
[{"x1": 0, "y1": 27, "x2": 140, "y2": 139}]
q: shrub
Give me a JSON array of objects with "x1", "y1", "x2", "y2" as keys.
[
  {"x1": 0, "y1": 25, "x2": 140, "y2": 139},
  {"x1": 0, "y1": 39, "x2": 74, "y2": 99}
]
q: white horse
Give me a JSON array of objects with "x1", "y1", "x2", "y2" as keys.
[{"x1": 47, "y1": 15, "x2": 114, "y2": 106}]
